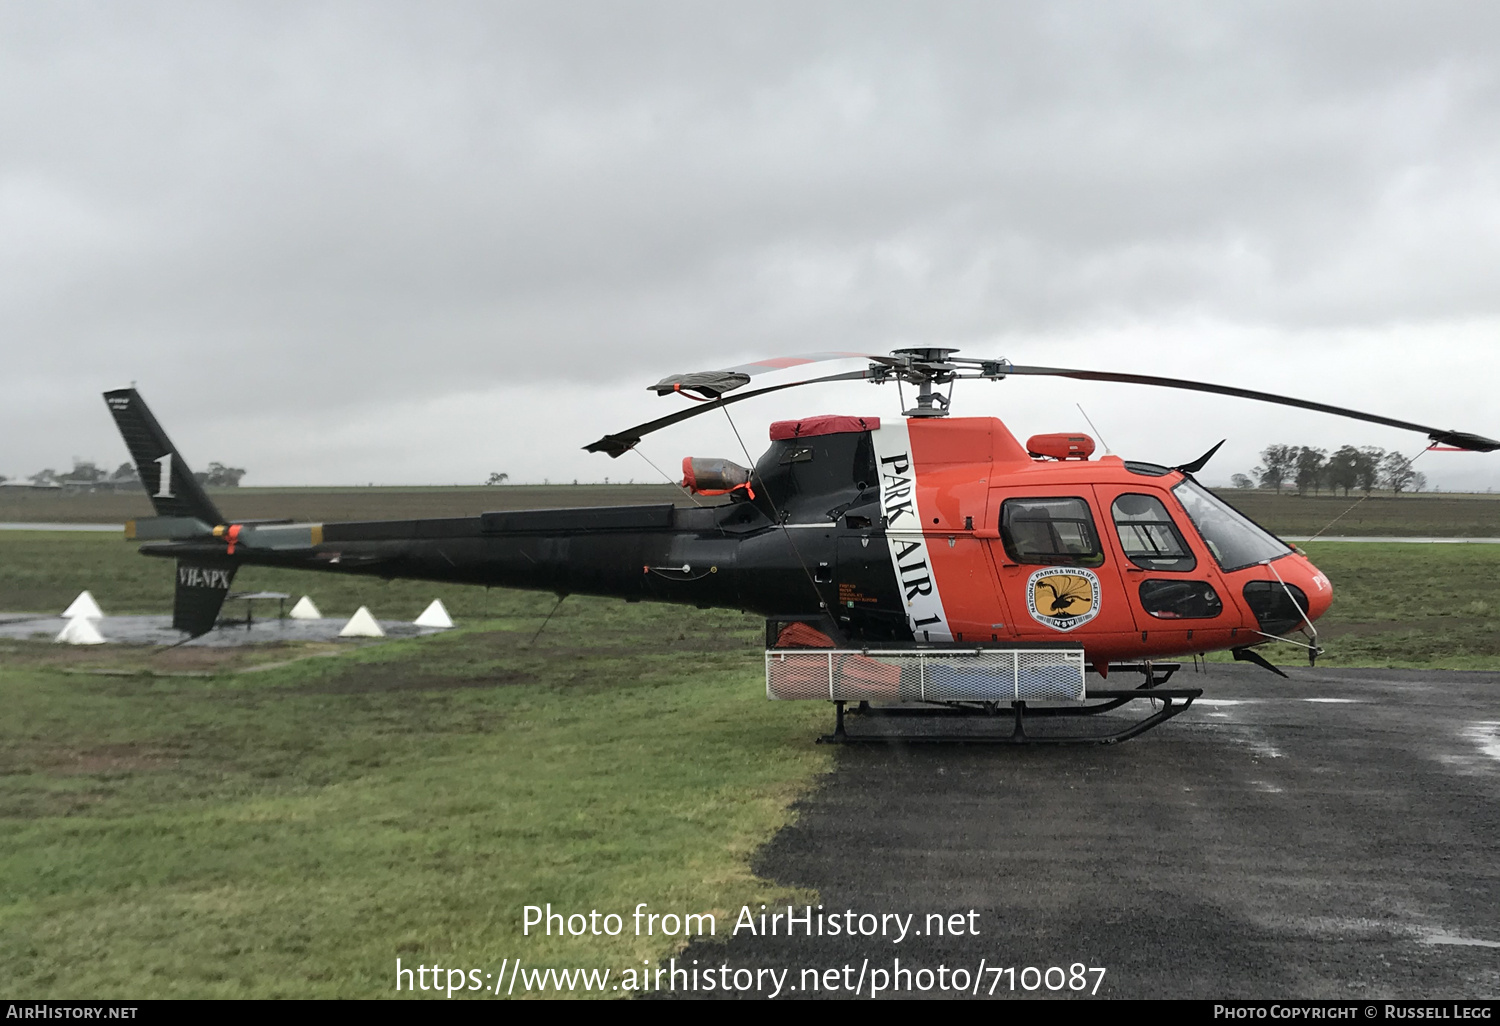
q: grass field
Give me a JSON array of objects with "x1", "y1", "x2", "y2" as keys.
[
  {"x1": 1174, "y1": 540, "x2": 1500, "y2": 670},
  {"x1": 1, "y1": 529, "x2": 1497, "y2": 997},
  {"x1": 1260, "y1": 542, "x2": 1500, "y2": 669},
  {"x1": 1218, "y1": 489, "x2": 1500, "y2": 537},
  {"x1": 0, "y1": 533, "x2": 828, "y2": 998}
]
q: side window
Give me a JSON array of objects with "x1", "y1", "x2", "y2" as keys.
[
  {"x1": 1000, "y1": 497, "x2": 1104, "y2": 567},
  {"x1": 1112, "y1": 493, "x2": 1196, "y2": 572},
  {"x1": 1139, "y1": 580, "x2": 1223, "y2": 619}
]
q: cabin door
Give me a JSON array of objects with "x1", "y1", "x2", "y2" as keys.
[
  {"x1": 1091, "y1": 482, "x2": 1234, "y2": 657},
  {"x1": 981, "y1": 488, "x2": 1141, "y2": 654}
]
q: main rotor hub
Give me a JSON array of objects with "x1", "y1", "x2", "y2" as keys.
[
  {"x1": 878, "y1": 348, "x2": 1010, "y2": 417},
  {"x1": 890, "y1": 347, "x2": 961, "y2": 364}
]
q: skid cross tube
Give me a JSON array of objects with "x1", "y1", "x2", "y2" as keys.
[{"x1": 816, "y1": 687, "x2": 1202, "y2": 745}]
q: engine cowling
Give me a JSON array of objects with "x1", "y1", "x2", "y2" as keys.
[{"x1": 681, "y1": 457, "x2": 753, "y2": 496}]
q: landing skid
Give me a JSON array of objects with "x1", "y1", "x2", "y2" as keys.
[{"x1": 816, "y1": 677, "x2": 1201, "y2": 746}]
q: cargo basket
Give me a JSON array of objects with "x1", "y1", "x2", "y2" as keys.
[{"x1": 766, "y1": 647, "x2": 1087, "y2": 703}]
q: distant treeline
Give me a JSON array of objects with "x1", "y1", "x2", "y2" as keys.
[
  {"x1": 0, "y1": 459, "x2": 246, "y2": 490},
  {"x1": 1230, "y1": 445, "x2": 1424, "y2": 496}
]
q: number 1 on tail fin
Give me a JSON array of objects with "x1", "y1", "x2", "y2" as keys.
[
  {"x1": 103, "y1": 388, "x2": 221, "y2": 523},
  {"x1": 154, "y1": 453, "x2": 174, "y2": 498}
]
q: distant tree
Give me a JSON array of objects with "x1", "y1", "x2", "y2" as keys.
[
  {"x1": 1355, "y1": 446, "x2": 1384, "y2": 495},
  {"x1": 486, "y1": 472, "x2": 509, "y2": 485},
  {"x1": 1254, "y1": 444, "x2": 1299, "y2": 494},
  {"x1": 1325, "y1": 446, "x2": 1362, "y2": 496},
  {"x1": 1380, "y1": 452, "x2": 1418, "y2": 495},
  {"x1": 58, "y1": 459, "x2": 105, "y2": 485},
  {"x1": 1294, "y1": 447, "x2": 1327, "y2": 495},
  {"x1": 110, "y1": 462, "x2": 139, "y2": 482},
  {"x1": 1230, "y1": 473, "x2": 1254, "y2": 489},
  {"x1": 0, "y1": 474, "x2": 7, "y2": 484},
  {"x1": 1410, "y1": 471, "x2": 1427, "y2": 494},
  {"x1": 204, "y1": 462, "x2": 246, "y2": 487},
  {"x1": 28, "y1": 468, "x2": 57, "y2": 485}
]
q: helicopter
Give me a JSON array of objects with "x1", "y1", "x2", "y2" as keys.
[{"x1": 102, "y1": 349, "x2": 1497, "y2": 743}]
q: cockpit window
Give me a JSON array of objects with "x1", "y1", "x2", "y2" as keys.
[
  {"x1": 1171, "y1": 480, "x2": 1291, "y2": 571},
  {"x1": 1112, "y1": 493, "x2": 1196, "y2": 572},
  {"x1": 1001, "y1": 497, "x2": 1105, "y2": 567}
]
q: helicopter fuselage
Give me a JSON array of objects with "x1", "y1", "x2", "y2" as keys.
[{"x1": 138, "y1": 414, "x2": 1330, "y2": 666}]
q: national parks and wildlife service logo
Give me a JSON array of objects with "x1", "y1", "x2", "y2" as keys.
[{"x1": 1025, "y1": 567, "x2": 1101, "y2": 631}]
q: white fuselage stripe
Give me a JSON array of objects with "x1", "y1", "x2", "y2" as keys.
[{"x1": 870, "y1": 422, "x2": 952, "y2": 641}]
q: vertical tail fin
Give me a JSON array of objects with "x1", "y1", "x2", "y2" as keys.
[
  {"x1": 103, "y1": 389, "x2": 223, "y2": 524},
  {"x1": 174, "y1": 560, "x2": 237, "y2": 637}
]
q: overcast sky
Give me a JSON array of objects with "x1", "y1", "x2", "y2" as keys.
[{"x1": 4, "y1": 1, "x2": 1499, "y2": 492}]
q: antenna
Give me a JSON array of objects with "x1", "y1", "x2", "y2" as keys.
[{"x1": 1076, "y1": 403, "x2": 1112, "y2": 454}]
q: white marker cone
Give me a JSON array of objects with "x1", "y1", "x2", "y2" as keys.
[
  {"x1": 61, "y1": 590, "x2": 104, "y2": 620},
  {"x1": 339, "y1": 606, "x2": 385, "y2": 638},
  {"x1": 413, "y1": 599, "x2": 454, "y2": 629},
  {"x1": 288, "y1": 596, "x2": 322, "y2": 620},
  {"x1": 56, "y1": 616, "x2": 106, "y2": 645}
]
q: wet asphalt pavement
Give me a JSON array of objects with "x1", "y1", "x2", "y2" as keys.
[{"x1": 669, "y1": 664, "x2": 1500, "y2": 999}]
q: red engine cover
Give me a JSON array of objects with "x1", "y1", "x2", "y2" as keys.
[{"x1": 1026, "y1": 433, "x2": 1096, "y2": 460}]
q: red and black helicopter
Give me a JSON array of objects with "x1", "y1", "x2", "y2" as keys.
[{"x1": 104, "y1": 350, "x2": 1497, "y2": 743}]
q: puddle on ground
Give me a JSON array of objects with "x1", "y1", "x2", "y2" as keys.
[
  {"x1": 1464, "y1": 722, "x2": 1500, "y2": 765},
  {"x1": 0, "y1": 614, "x2": 447, "y2": 647},
  {"x1": 1420, "y1": 931, "x2": 1500, "y2": 949}
]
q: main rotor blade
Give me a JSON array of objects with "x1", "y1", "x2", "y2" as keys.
[
  {"x1": 721, "y1": 351, "x2": 889, "y2": 375},
  {"x1": 650, "y1": 351, "x2": 891, "y2": 397},
  {"x1": 587, "y1": 368, "x2": 873, "y2": 457},
  {"x1": 1004, "y1": 365, "x2": 1500, "y2": 452}
]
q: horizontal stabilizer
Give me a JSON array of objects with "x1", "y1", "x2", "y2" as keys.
[{"x1": 127, "y1": 517, "x2": 214, "y2": 542}]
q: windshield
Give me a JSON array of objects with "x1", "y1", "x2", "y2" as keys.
[{"x1": 1171, "y1": 480, "x2": 1291, "y2": 571}]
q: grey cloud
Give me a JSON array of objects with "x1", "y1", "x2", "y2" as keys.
[{"x1": 2, "y1": 2, "x2": 1498, "y2": 481}]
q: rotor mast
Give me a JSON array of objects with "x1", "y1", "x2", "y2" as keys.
[{"x1": 877, "y1": 348, "x2": 1010, "y2": 418}]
